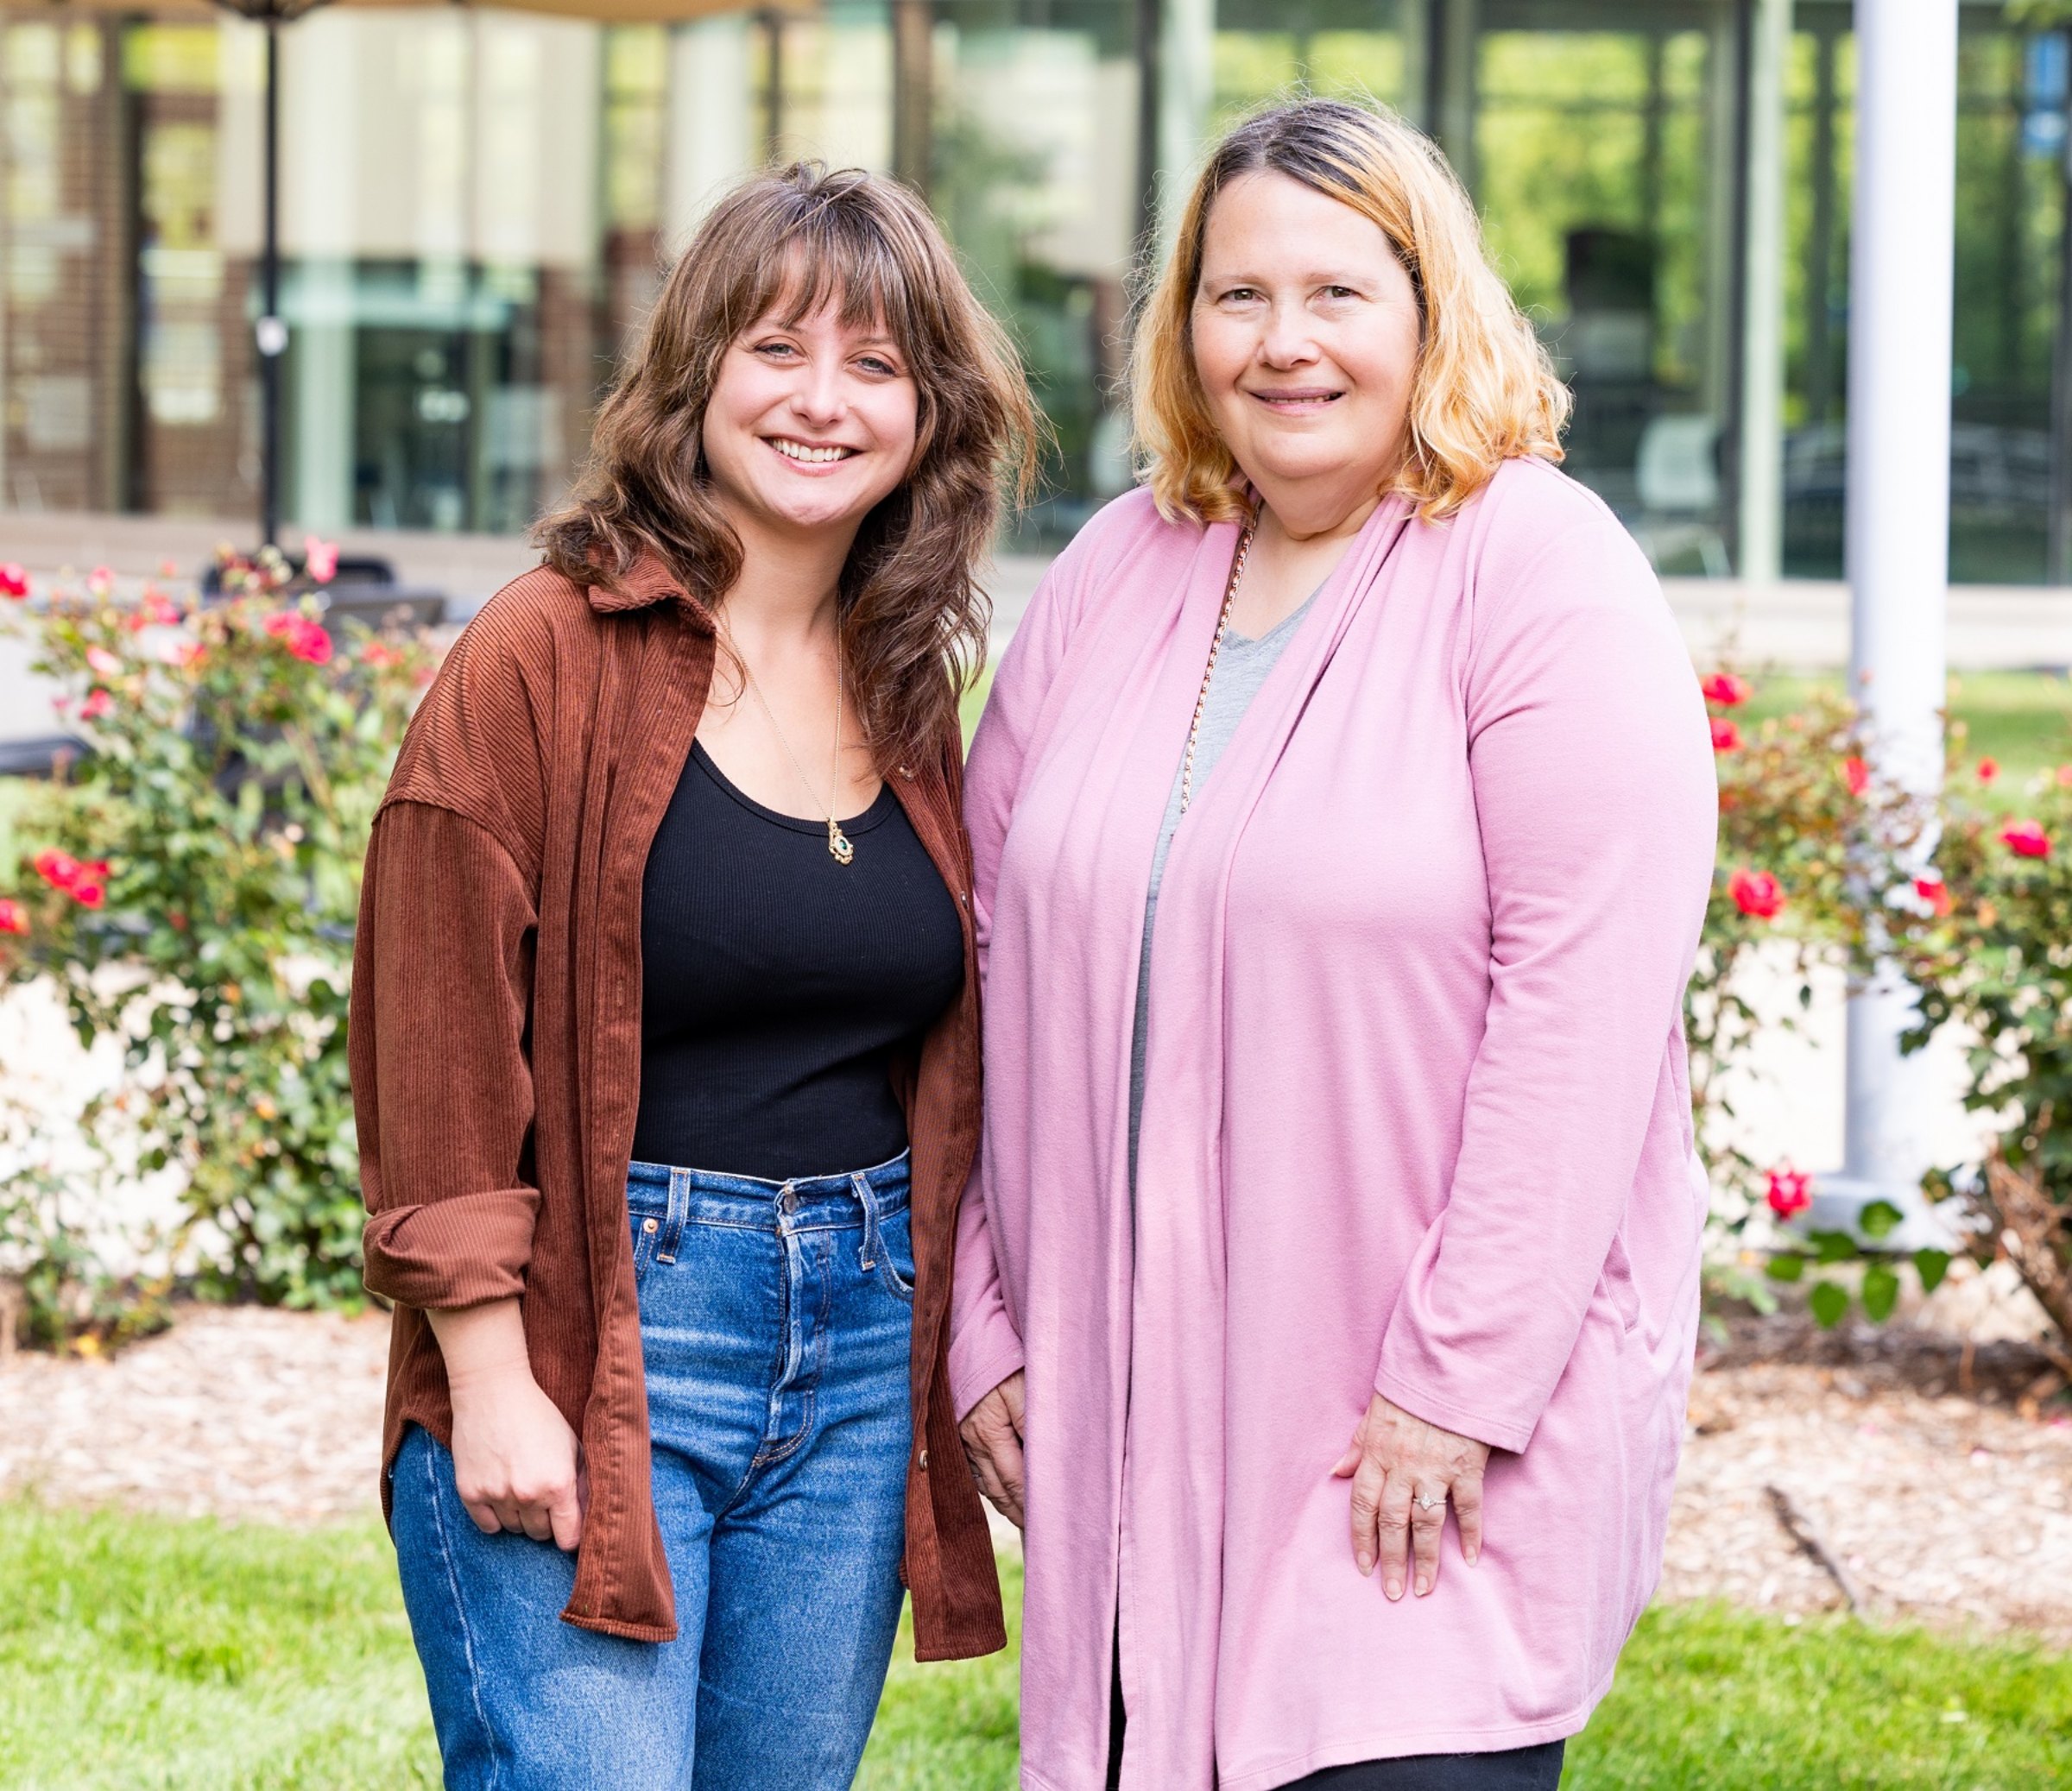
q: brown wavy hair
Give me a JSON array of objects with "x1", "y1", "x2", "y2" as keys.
[
  {"x1": 1132, "y1": 98, "x2": 1570, "y2": 527},
  {"x1": 537, "y1": 162, "x2": 1037, "y2": 771}
]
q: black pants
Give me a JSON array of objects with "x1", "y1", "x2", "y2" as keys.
[{"x1": 1106, "y1": 1645, "x2": 1566, "y2": 1790}]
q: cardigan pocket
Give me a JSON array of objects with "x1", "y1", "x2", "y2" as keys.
[{"x1": 1595, "y1": 1229, "x2": 1642, "y2": 1339}]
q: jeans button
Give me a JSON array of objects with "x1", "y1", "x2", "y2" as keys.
[{"x1": 642, "y1": 1217, "x2": 658, "y2": 1233}]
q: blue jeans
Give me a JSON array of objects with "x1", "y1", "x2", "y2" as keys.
[{"x1": 391, "y1": 1152, "x2": 917, "y2": 1791}]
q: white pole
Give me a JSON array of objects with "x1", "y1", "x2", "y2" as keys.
[
  {"x1": 663, "y1": 16, "x2": 755, "y2": 255},
  {"x1": 1155, "y1": 0, "x2": 1215, "y2": 261},
  {"x1": 1823, "y1": 0, "x2": 1958, "y2": 1244},
  {"x1": 1738, "y1": 0, "x2": 1791, "y2": 586}
]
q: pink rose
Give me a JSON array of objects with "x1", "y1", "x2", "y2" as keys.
[
  {"x1": 0, "y1": 564, "x2": 27, "y2": 599},
  {"x1": 302, "y1": 536, "x2": 338, "y2": 583},
  {"x1": 85, "y1": 646, "x2": 123, "y2": 678},
  {"x1": 1710, "y1": 716, "x2": 1742, "y2": 754},
  {"x1": 1999, "y1": 819, "x2": 2050, "y2": 859},
  {"x1": 0, "y1": 899, "x2": 27, "y2": 936},
  {"x1": 1702, "y1": 672, "x2": 1752, "y2": 708},
  {"x1": 1976, "y1": 757, "x2": 2000, "y2": 785},
  {"x1": 1729, "y1": 867, "x2": 1785, "y2": 919},
  {"x1": 79, "y1": 690, "x2": 112, "y2": 722},
  {"x1": 1913, "y1": 876, "x2": 1953, "y2": 918},
  {"x1": 1765, "y1": 1167, "x2": 1814, "y2": 1219},
  {"x1": 1840, "y1": 757, "x2": 1870, "y2": 797},
  {"x1": 262, "y1": 611, "x2": 333, "y2": 664}
]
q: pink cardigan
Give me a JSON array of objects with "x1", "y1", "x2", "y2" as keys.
[{"x1": 950, "y1": 459, "x2": 1719, "y2": 1791}]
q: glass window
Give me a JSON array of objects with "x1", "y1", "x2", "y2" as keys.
[
  {"x1": 1474, "y1": 6, "x2": 1739, "y2": 576},
  {"x1": 1785, "y1": 3, "x2": 2072, "y2": 585},
  {"x1": 931, "y1": 1, "x2": 1143, "y2": 540}
]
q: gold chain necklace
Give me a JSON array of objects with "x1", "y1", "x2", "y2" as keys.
[
  {"x1": 735, "y1": 646, "x2": 856, "y2": 866},
  {"x1": 1178, "y1": 520, "x2": 1257, "y2": 816}
]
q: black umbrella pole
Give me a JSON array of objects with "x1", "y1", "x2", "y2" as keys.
[{"x1": 258, "y1": 18, "x2": 283, "y2": 549}]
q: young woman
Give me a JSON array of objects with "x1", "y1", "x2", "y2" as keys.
[
  {"x1": 351, "y1": 164, "x2": 1033, "y2": 1790},
  {"x1": 953, "y1": 99, "x2": 1716, "y2": 1789}
]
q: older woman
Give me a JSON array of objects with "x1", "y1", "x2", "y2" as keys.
[{"x1": 951, "y1": 100, "x2": 1716, "y2": 1791}]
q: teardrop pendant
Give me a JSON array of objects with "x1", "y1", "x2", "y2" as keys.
[{"x1": 829, "y1": 822, "x2": 855, "y2": 866}]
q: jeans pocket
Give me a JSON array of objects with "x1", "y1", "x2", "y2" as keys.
[{"x1": 871, "y1": 1206, "x2": 916, "y2": 1303}]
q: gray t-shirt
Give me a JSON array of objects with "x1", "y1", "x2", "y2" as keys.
[{"x1": 1128, "y1": 595, "x2": 1317, "y2": 1187}]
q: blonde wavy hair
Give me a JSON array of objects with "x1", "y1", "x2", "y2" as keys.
[{"x1": 1131, "y1": 98, "x2": 1570, "y2": 526}]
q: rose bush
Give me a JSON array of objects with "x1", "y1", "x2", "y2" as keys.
[
  {"x1": 0, "y1": 547, "x2": 435, "y2": 1333},
  {"x1": 1682, "y1": 668, "x2": 1919, "y2": 1310},
  {"x1": 1893, "y1": 749, "x2": 2072, "y2": 1340}
]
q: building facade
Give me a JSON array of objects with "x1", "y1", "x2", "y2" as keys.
[{"x1": 0, "y1": 0, "x2": 2064, "y2": 583}]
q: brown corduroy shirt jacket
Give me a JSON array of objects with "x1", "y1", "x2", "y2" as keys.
[{"x1": 348, "y1": 555, "x2": 1004, "y2": 1657}]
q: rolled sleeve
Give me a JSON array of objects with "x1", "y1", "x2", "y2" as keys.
[{"x1": 350, "y1": 799, "x2": 542, "y2": 1310}]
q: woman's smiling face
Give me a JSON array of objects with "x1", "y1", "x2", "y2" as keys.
[
  {"x1": 701, "y1": 291, "x2": 920, "y2": 541},
  {"x1": 1191, "y1": 170, "x2": 1423, "y2": 520}
]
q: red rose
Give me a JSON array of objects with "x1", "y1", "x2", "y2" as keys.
[
  {"x1": 71, "y1": 880, "x2": 105, "y2": 909},
  {"x1": 1977, "y1": 757, "x2": 2000, "y2": 785},
  {"x1": 1710, "y1": 716, "x2": 1742, "y2": 753},
  {"x1": 1765, "y1": 1167, "x2": 1814, "y2": 1219},
  {"x1": 32, "y1": 850, "x2": 81, "y2": 892},
  {"x1": 1702, "y1": 672, "x2": 1752, "y2": 708},
  {"x1": 1914, "y1": 876, "x2": 1953, "y2": 918},
  {"x1": 1999, "y1": 818, "x2": 2050, "y2": 859},
  {"x1": 1728, "y1": 867, "x2": 1785, "y2": 919},
  {"x1": 79, "y1": 690, "x2": 112, "y2": 722},
  {"x1": 0, "y1": 563, "x2": 27, "y2": 599},
  {"x1": 1841, "y1": 756, "x2": 1870, "y2": 797},
  {"x1": 0, "y1": 899, "x2": 26, "y2": 936}
]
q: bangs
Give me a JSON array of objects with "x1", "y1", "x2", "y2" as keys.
[{"x1": 730, "y1": 194, "x2": 928, "y2": 367}]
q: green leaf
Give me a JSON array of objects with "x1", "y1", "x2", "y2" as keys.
[
  {"x1": 1809, "y1": 1281, "x2": 1851, "y2": 1327},
  {"x1": 1859, "y1": 1199, "x2": 1905, "y2": 1239},
  {"x1": 1764, "y1": 1252, "x2": 1807, "y2": 1283},
  {"x1": 1913, "y1": 1248, "x2": 1953, "y2": 1295},
  {"x1": 1810, "y1": 1229, "x2": 1861, "y2": 1264},
  {"x1": 1861, "y1": 1262, "x2": 1901, "y2": 1322}
]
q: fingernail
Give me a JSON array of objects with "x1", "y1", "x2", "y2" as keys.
[
  {"x1": 1467, "y1": 1548, "x2": 1480, "y2": 1566},
  {"x1": 1358, "y1": 1554, "x2": 1373, "y2": 1575},
  {"x1": 1386, "y1": 1580, "x2": 1403, "y2": 1601},
  {"x1": 1415, "y1": 1576, "x2": 1431, "y2": 1596}
]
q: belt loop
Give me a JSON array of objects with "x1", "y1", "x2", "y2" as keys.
[
  {"x1": 851, "y1": 1170, "x2": 883, "y2": 1271},
  {"x1": 657, "y1": 1165, "x2": 692, "y2": 1264}
]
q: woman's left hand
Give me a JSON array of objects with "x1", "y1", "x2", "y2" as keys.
[{"x1": 1331, "y1": 1392, "x2": 1489, "y2": 1599}]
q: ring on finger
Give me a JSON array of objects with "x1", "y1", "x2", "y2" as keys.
[{"x1": 1413, "y1": 1491, "x2": 1446, "y2": 1512}]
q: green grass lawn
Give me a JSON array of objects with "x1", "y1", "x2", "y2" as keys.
[
  {"x1": 1740, "y1": 669, "x2": 2072, "y2": 792},
  {"x1": 0, "y1": 1504, "x2": 2065, "y2": 1789}
]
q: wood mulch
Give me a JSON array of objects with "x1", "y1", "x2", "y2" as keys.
[{"x1": 1, "y1": 1296, "x2": 2067, "y2": 1647}]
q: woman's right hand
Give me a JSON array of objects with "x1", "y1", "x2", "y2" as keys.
[
  {"x1": 429, "y1": 1300, "x2": 585, "y2": 1550},
  {"x1": 958, "y1": 1371, "x2": 1027, "y2": 1528}
]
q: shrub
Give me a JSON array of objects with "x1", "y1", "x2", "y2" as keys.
[
  {"x1": 0, "y1": 550, "x2": 434, "y2": 1322},
  {"x1": 1684, "y1": 670, "x2": 1911, "y2": 1306},
  {"x1": 1894, "y1": 750, "x2": 2072, "y2": 1338}
]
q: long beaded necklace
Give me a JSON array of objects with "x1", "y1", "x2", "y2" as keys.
[{"x1": 1177, "y1": 520, "x2": 1258, "y2": 816}]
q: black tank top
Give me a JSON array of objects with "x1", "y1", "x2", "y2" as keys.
[{"x1": 629, "y1": 741, "x2": 965, "y2": 1180}]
